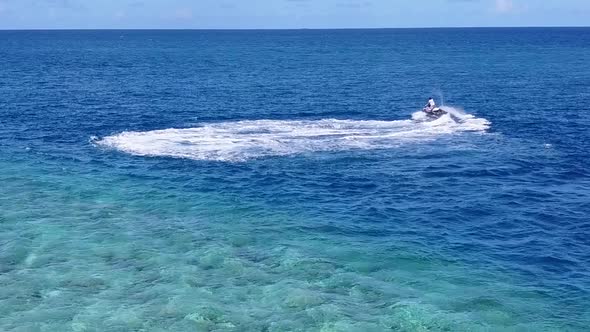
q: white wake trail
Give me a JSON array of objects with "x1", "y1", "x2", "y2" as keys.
[{"x1": 95, "y1": 113, "x2": 490, "y2": 162}]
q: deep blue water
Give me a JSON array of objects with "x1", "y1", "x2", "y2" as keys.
[{"x1": 1, "y1": 28, "x2": 590, "y2": 331}]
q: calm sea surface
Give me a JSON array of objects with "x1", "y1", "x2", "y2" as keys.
[{"x1": 1, "y1": 28, "x2": 589, "y2": 331}]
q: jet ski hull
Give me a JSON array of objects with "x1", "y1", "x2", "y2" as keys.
[{"x1": 423, "y1": 108, "x2": 447, "y2": 119}]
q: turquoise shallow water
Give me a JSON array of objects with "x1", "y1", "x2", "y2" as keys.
[
  {"x1": 1, "y1": 29, "x2": 590, "y2": 331},
  {"x1": 3, "y1": 158, "x2": 581, "y2": 331}
]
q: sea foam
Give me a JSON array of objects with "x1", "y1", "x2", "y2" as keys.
[{"x1": 95, "y1": 111, "x2": 490, "y2": 162}]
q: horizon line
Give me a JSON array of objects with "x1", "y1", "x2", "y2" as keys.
[{"x1": 1, "y1": 25, "x2": 589, "y2": 31}]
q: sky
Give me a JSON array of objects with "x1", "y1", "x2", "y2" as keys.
[{"x1": 0, "y1": 0, "x2": 588, "y2": 29}]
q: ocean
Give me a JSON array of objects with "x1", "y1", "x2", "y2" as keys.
[{"x1": 1, "y1": 28, "x2": 589, "y2": 331}]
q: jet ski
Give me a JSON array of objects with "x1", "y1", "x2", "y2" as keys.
[{"x1": 422, "y1": 107, "x2": 447, "y2": 119}]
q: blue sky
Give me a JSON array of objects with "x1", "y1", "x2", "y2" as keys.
[{"x1": 0, "y1": 0, "x2": 588, "y2": 29}]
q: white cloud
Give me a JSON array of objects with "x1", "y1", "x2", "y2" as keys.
[
  {"x1": 114, "y1": 10, "x2": 126, "y2": 19},
  {"x1": 172, "y1": 7, "x2": 193, "y2": 20},
  {"x1": 48, "y1": 7, "x2": 58, "y2": 18},
  {"x1": 494, "y1": 0, "x2": 514, "y2": 13}
]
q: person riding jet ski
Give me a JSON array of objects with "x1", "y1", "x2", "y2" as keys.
[
  {"x1": 422, "y1": 97, "x2": 447, "y2": 118},
  {"x1": 424, "y1": 97, "x2": 436, "y2": 112}
]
